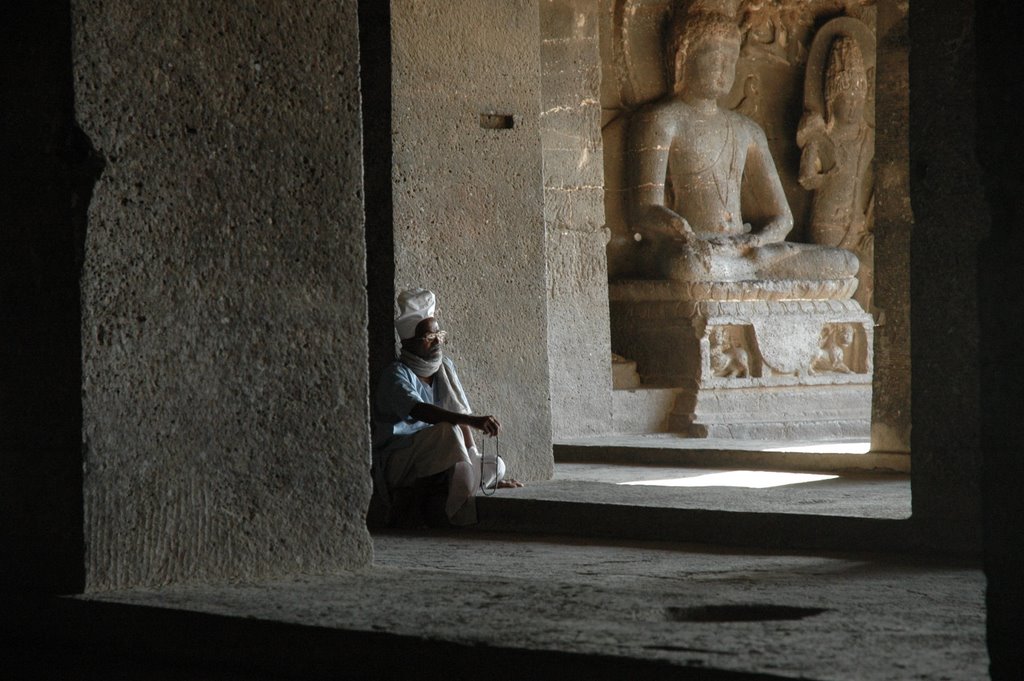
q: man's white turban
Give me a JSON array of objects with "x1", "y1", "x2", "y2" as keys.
[{"x1": 395, "y1": 287, "x2": 436, "y2": 340}]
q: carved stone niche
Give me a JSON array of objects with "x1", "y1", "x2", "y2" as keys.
[
  {"x1": 610, "y1": 281, "x2": 873, "y2": 439},
  {"x1": 602, "y1": 0, "x2": 876, "y2": 441}
]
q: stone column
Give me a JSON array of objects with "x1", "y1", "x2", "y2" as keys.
[
  {"x1": 541, "y1": 0, "x2": 613, "y2": 439},
  {"x1": 871, "y1": 0, "x2": 912, "y2": 454},
  {"x1": 975, "y1": 3, "x2": 1024, "y2": 675},
  {"x1": 75, "y1": 0, "x2": 372, "y2": 589},
  {"x1": 908, "y1": 0, "x2": 984, "y2": 525},
  {"x1": 391, "y1": 0, "x2": 554, "y2": 481}
]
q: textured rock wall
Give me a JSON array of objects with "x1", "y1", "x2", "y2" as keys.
[
  {"x1": 871, "y1": 1, "x2": 912, "y2": 454},
  {"x1": 391, "y1": 0, "x2": 553, "y2": 480},
  {"x1": 541, "y1": 0, "x2": 613, "y2": 439},
  {"x1": 908, "y1": 0, "x2": 983, "y2": 523},
  {"x1": 74, "y1": 0, "x2": 372, "y2": 589}
]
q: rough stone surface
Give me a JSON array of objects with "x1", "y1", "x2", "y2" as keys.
[
  {"x1": 74, "y1": 0, "x2": 372, "y2": 589},
  {"x1": 611, "y1": 354, "x2": 642, "y2": 389},
  {"x1": 870, "y1": 1, "x2": 912, "y2": 454},
  {"x1": 391, "y1": 1, "x2": 552, "y2": 482},
  {"x1": 541, "y1": 0, "x2": 614, "y2": 439},
  {"x1": 83, "y1": 533, "x2": 987, "y2": 680},
  {"x1": 612, "y1": 387, "x2": 680, "y2": 433}
]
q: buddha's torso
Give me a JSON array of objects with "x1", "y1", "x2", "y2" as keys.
[{"x1": 664, "y1": 104, "x2": 751, "y2": 235}]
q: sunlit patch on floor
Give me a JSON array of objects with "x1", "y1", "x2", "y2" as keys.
[{"x1": 618, "y1": 470, "x2": 840, "y2": 489}]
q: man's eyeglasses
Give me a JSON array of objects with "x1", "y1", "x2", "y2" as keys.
[{"x1": 417, "y1": 330, "x2": 448, "y2": 343}]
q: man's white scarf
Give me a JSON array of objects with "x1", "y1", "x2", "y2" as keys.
[{"x1": 399, "y1": 350, "x2": 471, "y2": 414}]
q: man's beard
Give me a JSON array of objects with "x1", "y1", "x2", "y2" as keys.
[{"x1": 399, "y1": 347, "x2": 443, "y2": 377}]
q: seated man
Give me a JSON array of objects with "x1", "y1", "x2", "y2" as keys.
[{"x1": 372, "y1": 288, "x2": 522, "y2": 526}]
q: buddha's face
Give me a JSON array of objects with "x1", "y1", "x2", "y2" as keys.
[
  {"x1": 825, "y1": 40, "x2": 868, "y2": 126},
  {"x1": 681, "y1": 37, "x2": 740, "y2": 100},
  {"x1": 828, "y1": 80, "x2": 867, "y2": 125}
]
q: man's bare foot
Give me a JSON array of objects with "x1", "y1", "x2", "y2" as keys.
[{"x1": 496, "y1": 478, "x2": 524, "y2": 489}]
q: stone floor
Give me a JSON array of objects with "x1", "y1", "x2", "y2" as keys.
[
  {"x1": 510, "y1": 462, "x2": 911, "y2": 517},
  {"x1": 81, "y1": 531, "x2": 987, "y2": 680},
  {"x1": 46, "y1": 454, "x2": 978, "y2": 680},
  {"x1": 467, "y1": 461, "x2": 944, "y2": 556}
]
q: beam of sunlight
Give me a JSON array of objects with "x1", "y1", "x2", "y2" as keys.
[
  {"x1": 618, "y1": 470, "x2": 840, "y2": 489},
  {"x1": 764, "y1": 441, "x2": 871, "y2": 454}
]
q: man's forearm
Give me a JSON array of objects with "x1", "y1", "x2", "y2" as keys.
[
  {"x1": 409, "y1": 402, "x2": 473, "y2": 427},
  {"x1": 410, "y1": 402, "x2": 501, "y2": 438}
]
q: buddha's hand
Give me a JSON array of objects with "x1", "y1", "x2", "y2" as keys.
[
  {"x1": 705, "y1": 232, "x2": 767, "y2": 252},
  {"x1": 667, "y1": 215, "x2": 695, "y2": 242},
  {"x1": 638, "y1": 206, "x2": 695, "y2": 243},
  {"x1": 736, "y1": 232, "x2": 770, "y2": 248}
]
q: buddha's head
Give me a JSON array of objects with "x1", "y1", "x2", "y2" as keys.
[
  {"x1": 667, "y1": 9, "x2": 742, "y2": 99},
  {"x1": 824, "y1": 37, "x2": 868, "y2": 126}
]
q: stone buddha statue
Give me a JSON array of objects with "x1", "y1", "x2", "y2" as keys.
[
  {"x1": 609, "y1": 3, "x2": 874, "y2": 441},
  {"x1": 626, "y1": 6, "x2": 859, "y2": 288}
]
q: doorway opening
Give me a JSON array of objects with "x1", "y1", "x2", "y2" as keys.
[{"x1": 540, "y1": 1, "x2": 910, "y2": 518}]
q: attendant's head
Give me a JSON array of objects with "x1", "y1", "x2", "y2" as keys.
[
  {"x1": 824, "y1": 37, "x2": 868, "y2": 126},
  {"x1": 667, "y1": 7, "x2": 742, "y2": 97},
  {"x1": 395, "y1": 287, "x2": 447, "y2": 359}
]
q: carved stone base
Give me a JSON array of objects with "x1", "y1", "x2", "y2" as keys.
[
  {"x1": 669, "y1": 384, "x2": 871, "y2": 439},
  {"x1": 610, "y1": 282, "x2": 873, "y2": 440}
]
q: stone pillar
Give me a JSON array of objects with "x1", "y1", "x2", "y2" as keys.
[
  {"x1": 908, "y1": 0, "x2": 984, "y2": 524},
  {"x1": 976, "y1": 3, "x2": 1024, "y2": 676},
  {"x1": 74, "y1": 1, "x2": 372, "y2": 589},
  {"x1": 540, "y1": 0, "x2": 613, "y2": 439},
  {"x1": 391, "y1": 0, "x2": 554, "y2": 481},
  {"x1": 871, "y1": 1, "x2": 912, "y2": 454}
]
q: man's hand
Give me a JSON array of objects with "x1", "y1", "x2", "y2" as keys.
[{"x1": 469, "y1": 414, "x2": 501, "y2": 437}]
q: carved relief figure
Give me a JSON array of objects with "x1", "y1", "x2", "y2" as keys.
[
  {"x1": 627, "y1": 3, "x2": 858, "y2": 285},
  {"x1": 797, "y1": 17, "x2": 875, "y2": 308},
  {"x1": 709, "y1": 325, "x2": 750, "y2": 378},
  {"x1": 798, "y1": 30, "x2": 874, "y2": 248},
  {"x1": 810, "y1": 323, "x2": 856, "y2": 374},
  {"x1": 737, "y1": 0, "x2": 812, "y2": 67}
]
